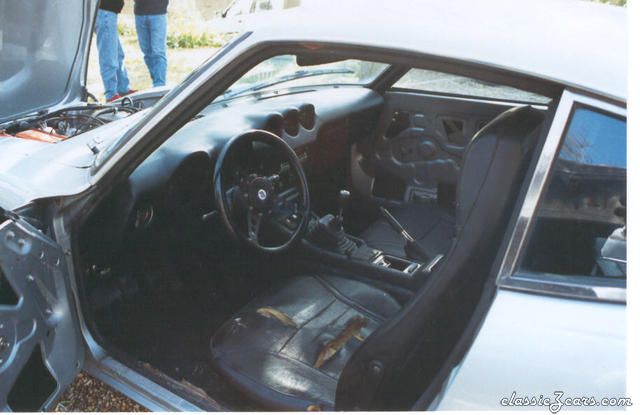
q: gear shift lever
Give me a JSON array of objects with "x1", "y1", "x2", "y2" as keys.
[
  {"x1": 379, "y1": 206, "x2": 432, "y2": 262},
  {"x1": 337, "y1": 189, "x2": 351, "y2": 229}
]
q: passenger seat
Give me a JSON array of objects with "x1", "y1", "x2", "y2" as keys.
[
  {"x1": 360, "y1": 105, "x2": 545, "y2": 260},
  {"x1": 359, "y1": 203, "x2": 455, "y2": 259}
]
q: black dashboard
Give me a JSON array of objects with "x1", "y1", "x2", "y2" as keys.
[{"x1": 83, "y1": 86, "x2": 383, "y2": 260}]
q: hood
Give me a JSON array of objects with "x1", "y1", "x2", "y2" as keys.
[
  {"x1": 0, "y1": 108, "x2": 149, "y2": 211},
  {"x1": 0, "y1": 0, "x2": 98, "y2": 123}
]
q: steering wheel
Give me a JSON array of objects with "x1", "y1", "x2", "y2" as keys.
[{"x1": 214, "y1": 130, "x2": 310, "y2": 253}]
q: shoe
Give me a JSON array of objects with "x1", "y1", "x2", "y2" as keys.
[
  {"x1": 123, "y1": 89, "x2": 138, "y2": 96},
  {"x1": 106, "y1": 94, "x2": 121, "y2": 103}
]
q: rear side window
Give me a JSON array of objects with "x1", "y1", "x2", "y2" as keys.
[
  {"x1": 519, "y1": 107, "x2": 626, "y2": 280},
  {"x1": 394, "y1": 68, "x2": 551, "y2": 104}
]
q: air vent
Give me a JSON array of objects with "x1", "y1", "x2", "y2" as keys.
[
  {"x1": 442, "y1": 118, "x2": 466, "y2": 146},
  {"x1": 134, "y1": 205, "x2": 154, "y2": 229},
  {"x1": 385, "y1": 111, "x2": 411, "y2": 137}
]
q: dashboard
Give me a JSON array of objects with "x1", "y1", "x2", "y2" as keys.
[{"x1": 82, "y1": 86, "x2": 383, "y2": 260}]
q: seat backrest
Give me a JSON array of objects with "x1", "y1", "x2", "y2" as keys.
[
  {"x1": 454, "y1": 105, "x2": 544, "y2": 235},
  {"x1": 335, "y1": 105, "x2": 545, "y2": 410}
]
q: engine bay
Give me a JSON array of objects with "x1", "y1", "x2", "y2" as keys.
[{"x1": 0, "y1": 102, "x2": 141, "y2": 143}]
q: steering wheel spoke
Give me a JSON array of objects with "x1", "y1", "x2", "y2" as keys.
[
  {"x1": 247, "y1": 209, "x2": 263, "y2": 242},
  {"x1": 227, "y1": 184, "x2": 250, "y2": 212},
  {"x1": 268, "y1": 192, "x2": 294, "y2": 220}
]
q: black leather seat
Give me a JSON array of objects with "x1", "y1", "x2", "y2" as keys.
[
  {"x1": 360, "y1": 203, "x2": 455, "y2": 258},
  {"x1": 210, "y1": 275, "x2": 400, "y2": 410},
  {"x1": 210, "y1": 106, "x2": 545, "y2": 410},
  {"x1": 361, "y1": 107, "x2": 542, "y2": 260},
  {"x1": 336, "y1": 105, "x2": 545, "y2": 409}
]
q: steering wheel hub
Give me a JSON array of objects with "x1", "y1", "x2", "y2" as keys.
[{"x1": 248, "y1": 177, "x2": 274, "y2": 211}]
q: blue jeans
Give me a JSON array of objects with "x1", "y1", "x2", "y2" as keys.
[
  {"x1": 135, "y1": 14, "x2": 168, "y2": 87},
  {"x1": 94, "y1": 9, "x2": 130, "y2": 100}
]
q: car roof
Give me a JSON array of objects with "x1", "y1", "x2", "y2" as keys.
[{"x1": 249, "y1": 0, "x2": 627, "y2": 103}]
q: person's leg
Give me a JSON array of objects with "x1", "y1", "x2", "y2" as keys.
[
  {"x1": 147, "y1": 14, "x2": 168, "y2": 87},
  {"x1": 116, "y1": 36, "x2": 131, "y2": 95},
  {"x1": 135, "y1": 14, "x2": 154, "y2": 79},
  {"x1": 94, "y1": 9, "x2": 119, "y2": 100}
]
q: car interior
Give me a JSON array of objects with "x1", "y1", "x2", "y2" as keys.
[{"x1": 72, "y1": 48, "x2": 561, "y2": 410}]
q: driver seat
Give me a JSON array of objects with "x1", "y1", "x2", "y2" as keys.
[
  {"x1": 210, "y1": 274, "x2": 400, "y2": 410},
  {"x1": 210, "y1": 105, "x2": 545, "y2": 410}
]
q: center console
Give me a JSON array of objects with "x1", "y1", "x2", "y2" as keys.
[
  {"x1": 372, "y1": 252, "x2": 422, "y2": 274},
  {"x1": 304, "y1": 190, "x2": 443, "y2": 288}
]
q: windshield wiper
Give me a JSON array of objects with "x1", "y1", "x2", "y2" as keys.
[
  {"x1": 0, "y1": 206, "x2": 20, "y2": 221},
  {"x1": 219, "y1": 68, "x2": 355, "y2": 101}
]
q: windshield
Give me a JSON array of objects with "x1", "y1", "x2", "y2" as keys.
[{"x1": 217, "y1": 55, "x2": 389, "y2": 101}]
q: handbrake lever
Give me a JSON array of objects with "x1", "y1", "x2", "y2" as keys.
[{"x1": 379, "y1": 206, "x2": 432, "y2": 262}]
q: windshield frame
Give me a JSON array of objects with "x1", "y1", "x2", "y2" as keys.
[
  {"x1": 216, "y1": 54, "x2": 390, "y2": 102},
  {"x1": 89, "y1": 38, "x2": 560, "y2": 193}
]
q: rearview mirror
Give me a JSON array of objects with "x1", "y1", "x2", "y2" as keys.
[{"x1": 296, "y1": 52, "x2": 345, "y2": 66}]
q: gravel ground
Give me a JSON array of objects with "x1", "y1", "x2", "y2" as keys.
[{"x1": 54, "y1": 372, "x2": 147, "y2": 412}]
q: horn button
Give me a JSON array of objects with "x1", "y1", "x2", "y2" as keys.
[{"x1": 248, "y1": 177, "x2": 275, "y2": 211}]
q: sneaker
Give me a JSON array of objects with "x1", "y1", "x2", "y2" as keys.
[
  {"x1": 123, "y1": 89, "x2": 138, "y2": 96},
  {"x1": 106, "y1": 94, "x2": 121, "y2": 103}
]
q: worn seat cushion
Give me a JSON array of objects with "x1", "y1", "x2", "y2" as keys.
[{"x1": 210, "y1": 274, "x2": 401, "y2": 410}]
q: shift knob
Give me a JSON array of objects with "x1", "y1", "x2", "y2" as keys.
[
  {"x1": 337, "y1": 190, "x2": 351, "y2": 229},
  {"x1": 339, "y1": 190, "x2": 351, "y2": 211}
]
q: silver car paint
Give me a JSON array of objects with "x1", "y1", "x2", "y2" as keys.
[
  {"x1": 84, "y1": 357, "x2": 207, "y2": 411},
  {"x1": 242, "y1": 0, "x2": 626, "y2": 101},
  {"x1": 0, "y1": 110, "x2": 148, "y2": 211},
  {"x1": 435, "y1": 289, "x2": 625, "y2": 410}
]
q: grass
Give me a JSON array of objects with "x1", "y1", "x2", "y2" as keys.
[
  {"x1": 166, "y1": 32, "x2": 229, "y2": 49},
  {"x1": 591, "y1": 0, "x2": 626, "y2": 5}
]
